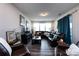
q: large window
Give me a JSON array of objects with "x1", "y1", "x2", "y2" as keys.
[
  {"x1": 45, "y1": 23, "x2": 51, "y2": 31},
  {"x1": 33, "y1": 23, "x2": 40, "y2": 31},
  {"x1": 39, "y1": 23, "x2": 46, "y2": 31},
  {"x1": 33, "y1": 22, "x2": 51, "y2": 31}
]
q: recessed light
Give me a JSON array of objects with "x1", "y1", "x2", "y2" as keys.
[{"x1": 40, "y1": 12, "x2": 48, "y2": 16}]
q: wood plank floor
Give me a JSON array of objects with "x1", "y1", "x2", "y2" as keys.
[{"x1": 26, "y1": 39, "x2": 57, "y2": 56}]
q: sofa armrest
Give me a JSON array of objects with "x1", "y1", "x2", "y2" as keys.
[
  {"x1": 11, "y1": 44, "x2": 31, "y2": 56},
  {"x1": 11, "y1": 44, "x2": 23, "y2": 51}
]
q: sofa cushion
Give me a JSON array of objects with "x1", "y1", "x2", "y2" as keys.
[
  {"x1": 0, "y1": 43, "x2": 10, "y2": 56},
  {"x1": 0, "y1": 38, "x2": 12, "y2": 55}
]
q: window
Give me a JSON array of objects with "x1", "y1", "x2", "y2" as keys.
[
  {"x1": 45, "y1": 23, "x2": 51, "y2": 31},
  {"x1": 39, "y1": 23, "x2": 46, "y2": 31},
  {"x1": 33, "y1": 22, "x2": 51, "y2": 31},
  {"x1": 33, "y1": 23, "x2": 40, "y2": 31}
]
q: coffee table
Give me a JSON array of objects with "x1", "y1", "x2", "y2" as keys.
[{"x1": 32, "y1": 36, "x2": 41, "y2": 44}]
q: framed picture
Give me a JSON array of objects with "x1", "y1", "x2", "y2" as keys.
[
  {"x1": 20, "y1": 15, "x2": 25, "y2": 26},
  {"x1": 6, "y1": 31, "x2": 16, "y2": 44}
]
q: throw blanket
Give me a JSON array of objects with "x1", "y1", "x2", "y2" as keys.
[{"x1": 66, "y1": 43, "x2": 79, "y2": 56}]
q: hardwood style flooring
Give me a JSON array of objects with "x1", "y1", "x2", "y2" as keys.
[{"x1": 26, "y1": 39, "x2": 57, "y2": 56}]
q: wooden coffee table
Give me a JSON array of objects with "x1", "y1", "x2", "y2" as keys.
[{"x1": 32, "y1": 36, "x2": 41, "y2": 44}]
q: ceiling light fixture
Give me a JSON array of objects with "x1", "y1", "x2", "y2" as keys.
[{"x1": 40, "y1": 12, "x2": 48, "y2": 16}]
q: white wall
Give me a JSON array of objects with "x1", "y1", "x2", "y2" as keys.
[
  {"x1": 0, "y1": 3, "x2": 32, "y2": 40},
  {"x1": 72, "y1": 10, "x2": 79, "y2": 44}
]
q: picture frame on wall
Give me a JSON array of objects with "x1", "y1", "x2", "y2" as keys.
[
  {"x1": 20, "y1": 15, "x2": 25, "y2": 26},
  {"x1": 19, "y1": 15, "x2": 29, "y2": 32},
  {"x1": 6, "y1": 31, "x2": 16, "y2": 45},
  {"x1": 20, "y1": 15, "x2": 26, "y2": 32}
]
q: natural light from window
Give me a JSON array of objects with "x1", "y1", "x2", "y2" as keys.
[{"x1": 33, "y1": 22, "x2": 51, "y2": 31}]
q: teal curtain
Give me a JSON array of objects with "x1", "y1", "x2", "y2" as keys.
[{"x1": 57, "y1": 15, "x2": 71, "y2": 45}]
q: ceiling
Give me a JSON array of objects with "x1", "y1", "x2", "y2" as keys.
[{"x1": 13, "y1": 3, "x2": 79, "y2": 21}]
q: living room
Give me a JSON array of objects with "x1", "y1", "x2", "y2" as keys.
[{"x1": 0, "y1": 3, "x2": 79, "y2": 56}]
